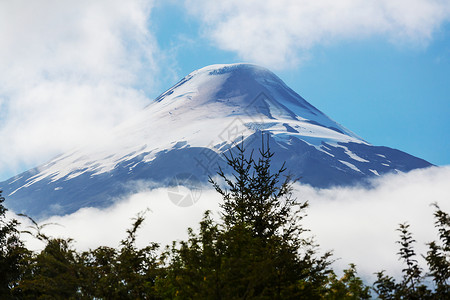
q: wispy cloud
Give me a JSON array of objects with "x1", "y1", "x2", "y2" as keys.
[
  {"x1": 185, "y1": 0, "x2": 450, "y2": 68},
  {"x1": 0, "y1": 0, "x2": 162, "y2": 176},
  {"x1": 11, "y1": 166, "x2": 450, "y2": 284}
]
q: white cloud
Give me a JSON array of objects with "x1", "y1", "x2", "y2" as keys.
[
  {"x1": 185, "y1": 0, "x2": 450, "y2": 68},
  {"x1": 302, "y1": 165, "x2": 450, "y2": 281},
  {"x1": 0, "y1": 0, "x2": 162, "y2": 176},
  {"x1": 15, "y1": 187, "x2": 222, "y2": 252},
  {"x1": 10, "y1": 165, "x2": 450, "y2": 285}
]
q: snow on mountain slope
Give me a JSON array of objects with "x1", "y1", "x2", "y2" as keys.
[{"x1": 0, "y1": 64, "x2": 432, "y2": 218}]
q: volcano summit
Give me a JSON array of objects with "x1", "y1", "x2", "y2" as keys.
[{"x1": 1, "y1": 64, "x2": 431, "y2": 217}]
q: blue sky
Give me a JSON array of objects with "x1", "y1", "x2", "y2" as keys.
[{"x1": 0, "y1": 0, "x2": 449, "y2": 181}]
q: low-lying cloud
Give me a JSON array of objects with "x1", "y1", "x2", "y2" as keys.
[
  {"x1": 186, "y1": 0, "x2": 450, "y2": 68},
  {"x1": 302, "y1": 166, "x2": 450, "y2": 281},
  {"x1": 11, "y1": 165, "x2": 450, "y2": 284},
  {"x1": 16, "y1": 187, "x2": 222, "y2": 252}
]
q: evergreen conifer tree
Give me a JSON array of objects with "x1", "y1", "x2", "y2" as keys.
[{"x1": 161, "y1": 135, "x2": 334, "y2": 299}]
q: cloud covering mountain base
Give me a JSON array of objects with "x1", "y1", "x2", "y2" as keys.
[
  {"x1": 303, "y1": 165, "x2": 450, "y2": 280},
  {"x1": 10, "y1": 165, "x2": 450, "y2": 283}
]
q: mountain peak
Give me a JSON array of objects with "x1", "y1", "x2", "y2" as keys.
[
  {"x1": 193, "y1": 63, "x2": 273, "y2": 77},
  {"x1": 153, "y1": 63, "x2": 276, "y2": 105},
  {"x1": 0, "y1": 64, "x2": 432, "y2": 217},
  {"x1": 150, "y1": 63, "x2": 357, "y2": 139}
]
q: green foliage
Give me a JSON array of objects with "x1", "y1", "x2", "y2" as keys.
[
  {"x1": 160, "y1": 138, "x2": 336, "y2": 299},
  {"x1": 374, "y1": 204, "x2": 450, "y2": 299},
  {"x1": 373, "y1": 222, "x2": 432, "y2": 299},
  {"x1": 157, "y1": 211, "x2": 226, "y2": 299},
  {"x1": 15, "y1": 238, "x2": 80, "y2": 299},
  {"x1": 12, "y1": 210, "x2": 162, "y2": 299},
  {"x1": 0, "y1": 190, "x2": 29, "y2": 299},
  {"x1": 212, "y1": 139, "x2": 307, "y2": 240},
  {"x1": 373, "y1": 270, "x2": 398, "y2": 300},
  {"x1": 77, "y1": 210, "x2": 162, "y2": 299},
  {"x1": 0, "y1": 139, "x2": 373, "y2": 299},
  {"x1": 425, "y1": 203, "x2": 450, "y2": 298},
  {"x1": 10, "y1": 139, "x2": 450, "y2": 299},
  {"x1": 323, "y1": 264, "x2": 371, "y2": 299},
  {"x1": 396, "y1": 223, "x2": 425, "y2": 297}
]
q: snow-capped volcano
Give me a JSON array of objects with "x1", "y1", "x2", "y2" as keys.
[{"x1": 1, "y1": 64, "x2": 431, "y2": 218}]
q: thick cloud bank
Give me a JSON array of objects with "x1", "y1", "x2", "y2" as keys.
[
  {"x1": 16, "y1": 187, "x2": 222, "y2": 252},
  {"x1": 303, "y1": 166, "x2": 450, "y2": 280},
  {"x1": 186, "y1": 0, "x2": 450, "y2": 68},
  {"x1": 12, "y1": 165, "x2": 450, "y2": 283}
]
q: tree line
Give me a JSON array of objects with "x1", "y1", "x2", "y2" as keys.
[{"x1": 0, "y1": 139, "x2": 449, "y2": 299}]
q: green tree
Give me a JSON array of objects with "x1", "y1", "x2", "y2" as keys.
[
  {"x1": 373, "y1": 222, "x2": 435, "y2": 299},
  {"x1": 374, "y1": 204, "x2": 450, "y2": 299},
  {"x1": 160, "y1": 137, "x2": 334, "y2": 299},
  {"x1": 0, "y1": 190, "x2": 28, "y2": 299},
  {"x1": 15, "y1": 237, "x2": 80, "y2": 299},
  {"x1": 8, "y1": 212, "x2": 81, "y2": 298},
  {"x1": 157, "y1": 211, "x2": 225, "y2": 299},
  {"x1": 425, "y1": 203, "x2": 450, "y2": 298},
  {"x1": 78, "y1": 210, "x2": 162, "y2": 299},
  {"x1": 373, "y1": 270, "x2": 398, "y2": 300},
  {"x1": 396, "y1": 223, "x2": 426, "y2": 298},
  {"x1": 14, "y1": 209, "x2": 162, "y2": 299},
  {"x1": 323, "y1": 264, "x2": 371, "y2": 299}
]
